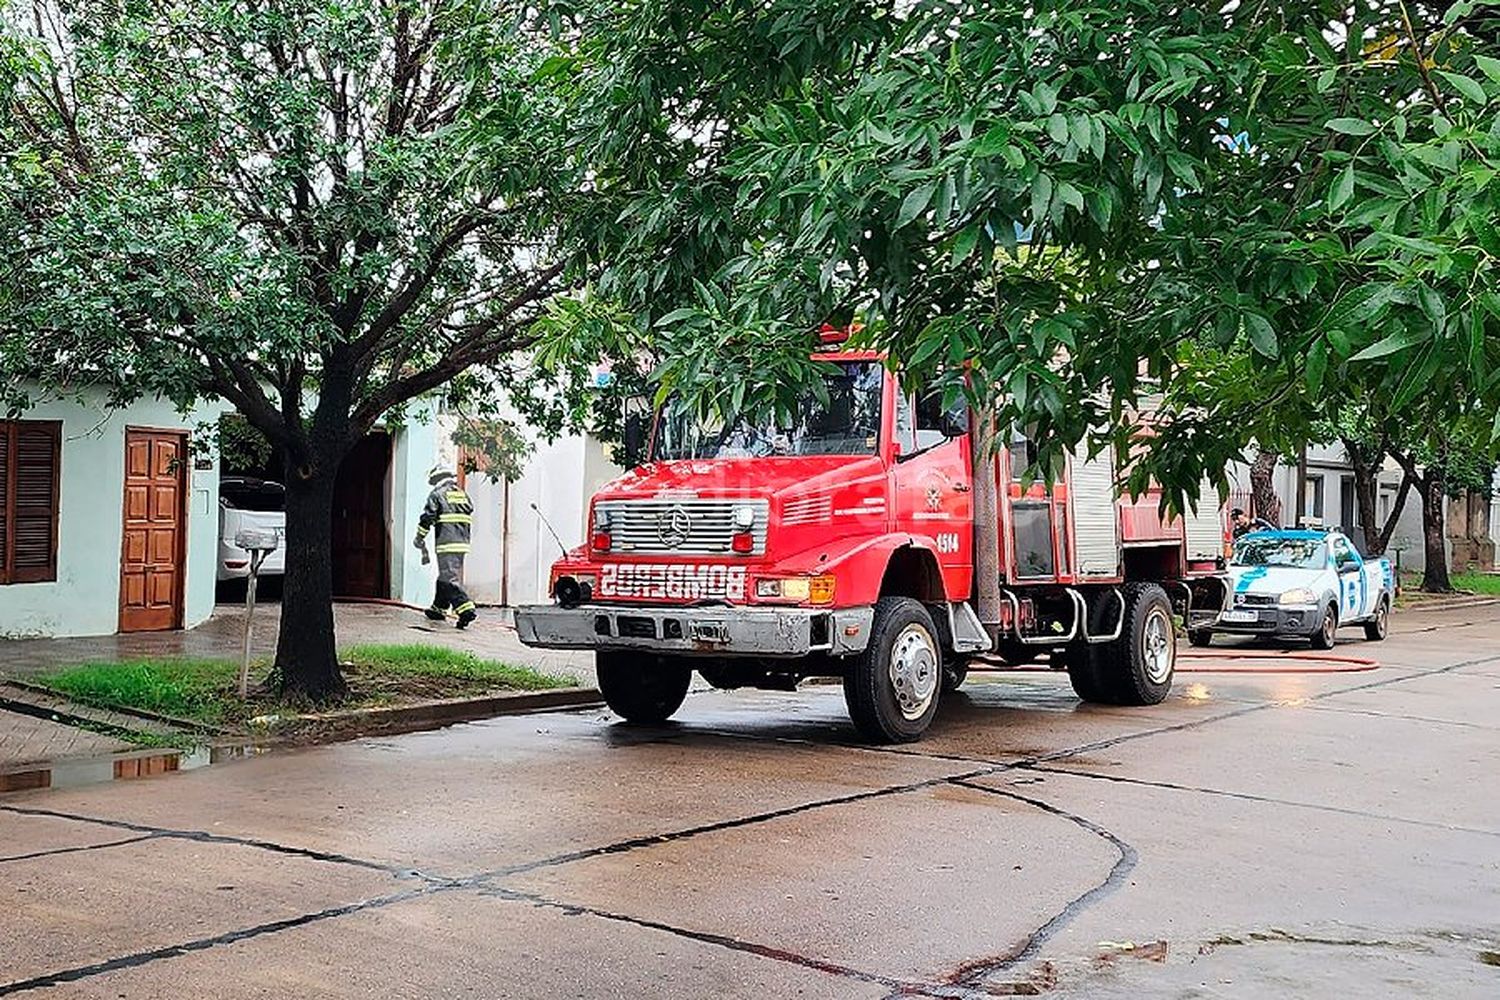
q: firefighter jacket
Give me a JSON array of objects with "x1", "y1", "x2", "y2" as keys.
[{"x1": 417, "y1": 476, "x2": 474, "y2": 555}]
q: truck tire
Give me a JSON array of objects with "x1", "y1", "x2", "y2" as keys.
[
  {"x1": 1309, "y1": 602, "x2": 1338, "y2": 650},
  {"x1": 844, "y1": 597, "x2": 943, "y2": 743},
  {"x1": 1065, "y1": 646, "x2": 1111, "y2": 703},
  {"x1": 1075, "y1": 583, "x2": 1176, "y2": 706},
  {"x1": 596, "y1": 652, "x2": 691, "y2": 724},
  {"x1": 1111, "y1": 583, "x2": 1177, "y2": 705},
  {"x1": 1363, "y1": 597, "x2": 1390, "y2": 641}
]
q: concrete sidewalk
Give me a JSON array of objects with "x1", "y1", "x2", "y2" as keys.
[{"x1": 0, "y1": 602, "x2": 596, "y2": 687}]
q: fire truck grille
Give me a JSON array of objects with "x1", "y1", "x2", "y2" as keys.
[{"x1": 595, "y1": 499, "x2": 769, "y2": 556}]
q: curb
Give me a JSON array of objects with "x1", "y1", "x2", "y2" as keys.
[
  {"x1": 1, "y1": 678, "x2": 225, "y2": 736},
  {"x1": 244, "y1": 686, "x2": 606, "y2": 743},
  {"x1": 1397, "y1": 596, "x2": 1500, "y2": 613},
  {"x1": 2, "y1": 746, "x2": 189, "y2": 794}
]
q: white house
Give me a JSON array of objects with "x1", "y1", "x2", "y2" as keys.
[{"x1": 0, "y1": 392, "x2": 228, "y2": 638}]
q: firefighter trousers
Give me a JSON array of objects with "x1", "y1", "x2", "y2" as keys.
[{"x1": 431, "y1": 553, "x2": 476, "y2": 617}]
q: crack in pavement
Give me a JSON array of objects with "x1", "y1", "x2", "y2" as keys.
[
  {"x1": 0, "y1": 889, "x2": 432, "y2": 997},
  {"x1": 3, "y1": 648, "x2": 1494, "y2": 996},
  {"x1": 0, "y1": 803, "x2": 449, "y2": 884},
  {"x1": 934, "y1": 781, "x2": 1139, "y2": 991},
  {"x1": 1021, "y1": 764, "x2": 1500, "y2": 839},
  {"x1": 0, "y1": 833, "x2": 161, "y2": 864}
]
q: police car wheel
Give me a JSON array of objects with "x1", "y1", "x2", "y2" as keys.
[
  {"x1": 596, "y1": 652, "x2": 691, "y2": 724},
  {"x1": 1309, "y1": 604, "x2": 1338, "y2": 650},
  {"x1": 844, "y1": 597, "x2": 942, "y2": 743},
  {"x1": 1363, "y1": 598, "x2": 1389, "y2": 641}
]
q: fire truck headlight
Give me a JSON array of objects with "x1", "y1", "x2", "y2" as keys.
[{"x1": 732, "y1": 505, "x2": 757, "y2": 530}]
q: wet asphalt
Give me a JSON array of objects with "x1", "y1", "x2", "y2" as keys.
[{"x1": 2, "y1": 605, "x2": 1498, "y2": 999}]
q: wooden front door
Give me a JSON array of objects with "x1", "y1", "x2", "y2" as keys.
[
  {"x1": 120, "y1": 429, "x2": 187, "y2": 632},
  {"x1": 331, "y1": 432, "x2": 391, "y2": 598}
]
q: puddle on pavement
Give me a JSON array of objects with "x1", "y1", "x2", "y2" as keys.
[{"x1": 22, "y1": 741, "x2": 276, "y2": 794}]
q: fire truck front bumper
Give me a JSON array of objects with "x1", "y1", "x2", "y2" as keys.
[{"x1": 514, "y1": 604, "x2": 875, "y2": 658}]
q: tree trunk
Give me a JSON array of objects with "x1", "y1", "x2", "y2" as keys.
[
  {"x1": 970, "y1": 406, "x2": 1001, "y2": 644},
  {"x1": 1341, "y1": 436, "x2": 1404, "y2": 556},
  {"x1": 1249, "y1": 449, "x2": 1281, "y2": 525},
  {"x1": 275, "y1": 454, "x2": 349, "y2": 701},
  {"x1": 1418, "y1": 469, "x2": 1452, "y2": 593}
]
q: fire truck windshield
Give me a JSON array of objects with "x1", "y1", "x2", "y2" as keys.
[{"x1": 653, "y1": 361, "x2": 884, "y2": 460}]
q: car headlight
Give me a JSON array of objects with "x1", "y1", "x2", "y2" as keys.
[{"x1": 1279, "y1": 588, "x2": 1317, "y2": 606}]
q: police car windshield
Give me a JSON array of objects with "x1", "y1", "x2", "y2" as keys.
[
  {"x1": 653, "y1": 361, "x2": 883, "y2": 460},
  {"x1": 1232, "y1": 537, "x2": 1327, "y2": 570}
]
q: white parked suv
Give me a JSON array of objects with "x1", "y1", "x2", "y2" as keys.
[{"x1": 218, "y1": 477, "x2": 286, "y2": 581}]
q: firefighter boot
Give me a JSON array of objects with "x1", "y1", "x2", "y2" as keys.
[
  {"x1": 424, "y1": 608, "x2": 446, "y2": 622},
  {"x1": 455, "y1": 601, "x2": 477, "y2": 630}
]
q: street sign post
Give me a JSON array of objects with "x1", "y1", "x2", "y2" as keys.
[{"x1": 234, "y1": 528, "x2": 281, "y2": 699}]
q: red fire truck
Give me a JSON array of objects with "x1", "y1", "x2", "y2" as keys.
[{"x1": 516, "y1": 345, "x2": 1229, "y2": 742}]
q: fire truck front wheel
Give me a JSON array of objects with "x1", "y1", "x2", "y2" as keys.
[
  {"x1": 844, "y1": 598, "x2": 943, "y2": 743},
  {"x1": 596, "y1": 652, "x2": 692, "y2": 724}
]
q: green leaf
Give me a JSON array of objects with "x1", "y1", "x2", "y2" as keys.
[
  {"x1": 1350, "y1": 330, "x2": 1421, "y2": 361},
  {"x1": 1323, "y1": 283, "x2": 1398, "y2": 331},
  {"x1": 951, "y1": 224, "x2": 980, "y2": 267},
  {"x1": 1326, "y1": 117, "x2": 1376, "y2": 136},
  {"x1": 1474, "y1": 54, "x2": 1500, "y2": 86},
  {"x1": 972, "y1": 124, "x2": 1011, "y2": 157},
  {"x1": 1030, "y1": 173, "x2": 1054, "y2": 225},
  {"x1": 1307, "y1": 337, "x2": 1328, "y2": 393},
  {"x1": 1055, "y1": 180, "x2": 1085, "y2": 214},
  {"x1": 1047, "y1": 113, "x2": 1070, "y2": 145},
  {"x1": 896, "y1": 181, "x2": 936, "y2": 229},
  {"x1": 1437, "y1": 71, "x2": 1488, "y2": 105},
  {"x1": 1243, "y1": 312, "x2": 1277, "y2": 358},
  {"x1": 1330, "y1": 163, "x2": 1355, "y2": 210},
  {"x1": 1316, "y1": 68, "x2": 1337, "y2": 94}
]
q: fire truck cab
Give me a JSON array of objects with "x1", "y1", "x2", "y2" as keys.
[{"x1": 516, "y1": 349, "x2": 1228, "y2": 743}]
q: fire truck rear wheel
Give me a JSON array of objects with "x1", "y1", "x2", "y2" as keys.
[
  {"x1": 844, "y1": 597, "x2": 942, "y2": 743},
  {"x1": 596, "y1": 652, "x2": 692, "y2": 724},
  {"x1": 1109, "y1": 582, "x2": 1176, "y2": 705}
]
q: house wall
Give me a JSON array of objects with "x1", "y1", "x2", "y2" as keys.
[
  {"x1": 459, "y1": 432, "x2": 623, "y2": 607},
  {"x1": 0, "y1": 393, "x2": 227, "y2": 639},
  {"x1": 385, "y1": 407, "x2": 442, "y2": 608}
]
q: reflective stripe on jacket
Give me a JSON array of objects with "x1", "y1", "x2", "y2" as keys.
[{"x1": 416, "y1": 477, "x2": 473, "y2": 555}]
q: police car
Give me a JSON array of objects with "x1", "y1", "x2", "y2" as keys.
[{"x1": 1190, "y1": 528, "x2": 1394, "y2": 649}]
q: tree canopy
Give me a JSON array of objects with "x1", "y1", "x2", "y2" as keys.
[{"x1": 547, "y1": 0, "x2": 1500, "y2": 509}]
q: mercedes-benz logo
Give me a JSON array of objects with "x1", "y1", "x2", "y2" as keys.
[{"x1": 656, "y1": 506, "x2": 692, "y2": 548}]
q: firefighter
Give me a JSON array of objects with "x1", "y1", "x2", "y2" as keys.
[{"x1": 414, "y1": 466, "x2": 477, "y2": 629}]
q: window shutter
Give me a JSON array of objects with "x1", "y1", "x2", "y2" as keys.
[
  {"x1": 10, "y1": 422, "x2": 60, "y2": 583},
  {"x1": 0, "y1": 424, "x2": 9, "y2": 581}
]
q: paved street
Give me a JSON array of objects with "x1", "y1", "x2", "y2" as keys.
[{"x1": 2, "y1": 604, "x2": 1497, "y2": 998}]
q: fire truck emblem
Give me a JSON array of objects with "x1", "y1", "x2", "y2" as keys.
[
  {"x1": 656, "y1": 505, "x2": 693, "y2": 548},
  {"x1": 925, "y1": 484, "x2": 942, "y2": 511}
]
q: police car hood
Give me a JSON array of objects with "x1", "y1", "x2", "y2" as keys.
[{"x1": 1230, "y1": 564, "x2": 1323, "y2": 597}]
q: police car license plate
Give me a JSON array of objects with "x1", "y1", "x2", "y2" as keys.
[{"x1": 1220, "y1": 610, "x2": 1258, "y2": 623}]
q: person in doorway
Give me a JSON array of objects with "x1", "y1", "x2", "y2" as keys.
[
  {"x1": 1231, "y1": 507, "x2": 1273, "y2": 538},
  {"x1": 414, "y1": 466, "x2": 477, "y2": 629}
]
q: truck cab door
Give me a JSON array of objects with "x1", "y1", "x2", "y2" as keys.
[
  {"x1": 1331, "y1": 533, "x2": 1368, "y2": 618},
  {"x1": 891, "y1": 388, "x2": 972, "y2": 599}
]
